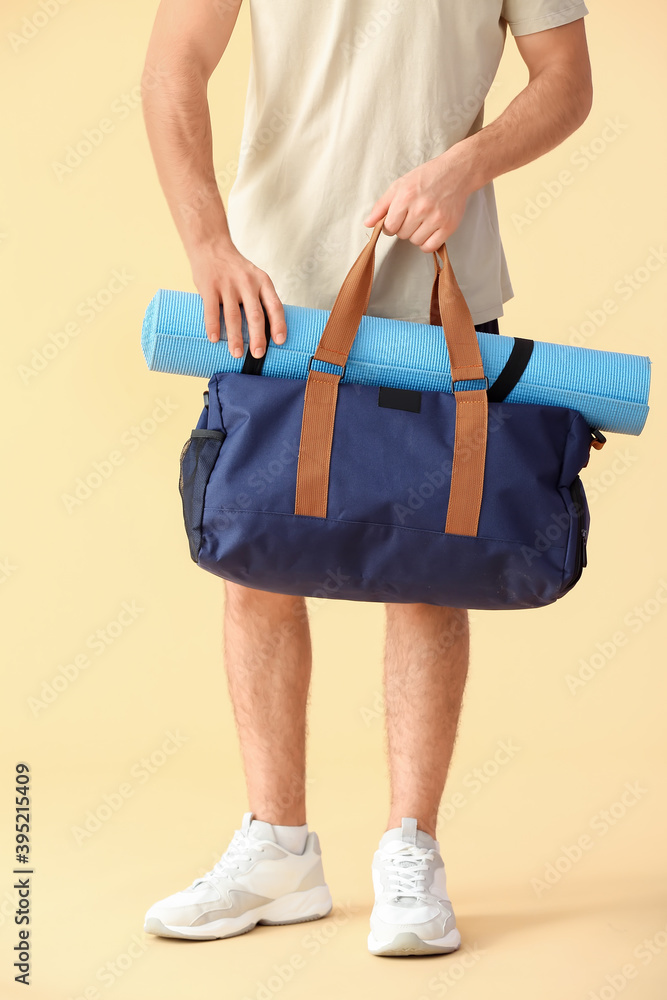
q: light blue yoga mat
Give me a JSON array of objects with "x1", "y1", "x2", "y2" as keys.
[{"x1": 141, "y1": 288, "x2": 651, "y2": 436}]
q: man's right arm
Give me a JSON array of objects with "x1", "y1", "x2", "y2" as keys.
[{"x1": 141, "y1": 0, "x2": 286, "y2": 356}]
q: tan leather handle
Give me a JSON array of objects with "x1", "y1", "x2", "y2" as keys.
[
  {"x1": 294, "y1": 218, "x2": 488, "y2": 537},
  {"x1": 308, "y1": 218, "x2": 385, "y2": 369},
  {"x1": 308, "y1": 218, "x2": 487, "y2": 382}
]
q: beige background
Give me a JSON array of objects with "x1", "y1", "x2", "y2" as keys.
[{"x1": 1, "y1": 1, "x2": 666, "y2": 997}]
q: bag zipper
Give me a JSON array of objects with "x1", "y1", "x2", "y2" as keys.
[{"x1": 568, "y1": 475, "x2": 588, "y2": 588}]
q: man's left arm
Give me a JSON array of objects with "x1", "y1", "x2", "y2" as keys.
[{"x1": 363, "y1": 18, "x2": 593, "y2": 253}]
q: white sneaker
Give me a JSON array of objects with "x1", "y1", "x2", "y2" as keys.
[
  {"x1": 144, "y1": 812, "x2": 333, "y2": 940},
  {"x1": 368, "y1": 817, "x2": 461, "y2": 956}
]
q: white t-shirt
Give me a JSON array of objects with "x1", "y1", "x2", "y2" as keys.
[{"x1": 225, "y1": 0, "x2": 589, "y2": 326}]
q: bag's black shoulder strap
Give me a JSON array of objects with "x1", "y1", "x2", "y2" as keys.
[
  {"x1": 241, "y1": 303, "x2": 272, "y2": 375},
  {"x1": 487, "y1": 337, "x2": 534, "y2": 403}
]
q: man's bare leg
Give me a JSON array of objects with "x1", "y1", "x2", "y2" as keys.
[
  {"x1": 383, "y1": 604, "x2": 469, "y2": 840},
  {"x1": 223, "y1": 581, "x2": 311, "y2": 826}
]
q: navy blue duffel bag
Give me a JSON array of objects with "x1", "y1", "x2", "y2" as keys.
[{"x1": 178, "y1": 218, "x2": 604, "y2": 610}]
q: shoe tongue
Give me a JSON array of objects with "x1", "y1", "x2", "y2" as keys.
[{"x1": 379, "y1": 822, "x2": 438, "y2": 852}]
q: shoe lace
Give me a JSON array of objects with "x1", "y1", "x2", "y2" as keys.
[
  {"x1": 380, "y1": 843, "x2": 437, "y2": 900},
  {"x1": 191, "y1": 829, "x2": 265, "y2": 886}
]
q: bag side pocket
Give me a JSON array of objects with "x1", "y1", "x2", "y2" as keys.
[{"x1": 179, "y1": 429, "x2": 226, "y2": 563}]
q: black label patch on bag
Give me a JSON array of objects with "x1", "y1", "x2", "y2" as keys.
[{"x1": 378, "y1": 386, "x2": 422, "y2": 413}]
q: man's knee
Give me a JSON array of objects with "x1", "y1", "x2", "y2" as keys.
[
  {"x1": 384, "y1": 603, "x2": 469, "y2": 651},
  {"x1": 224, "y1": 580, "x2": 308, "y2": 619},
  {"x1": 384, "y1": 601, "x2": 469, "y2": 619}
]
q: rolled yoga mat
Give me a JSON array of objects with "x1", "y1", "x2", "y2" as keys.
[{"x1": 141, "y1": 288, "x2": 651, "y2": 436}]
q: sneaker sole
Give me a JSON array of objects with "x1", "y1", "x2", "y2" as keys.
[
  {"x1": 144, "y1": 885, "x2": 333, "y2": 941},
  {"x1": 368, "y1": 927, "x2": 461, "y2": 956}
]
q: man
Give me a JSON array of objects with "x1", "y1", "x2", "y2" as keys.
[{"x1": 140, "y1": 0, "x2": 592, "y2": 956}]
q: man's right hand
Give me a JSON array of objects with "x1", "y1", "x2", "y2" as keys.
[{"x1": 189, "y1": 238, "x2": 287, "y2": 358}]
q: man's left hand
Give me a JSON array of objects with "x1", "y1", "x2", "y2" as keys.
[{"x1": 362, "y1": 148, "x2": 471, "y2": 253}]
